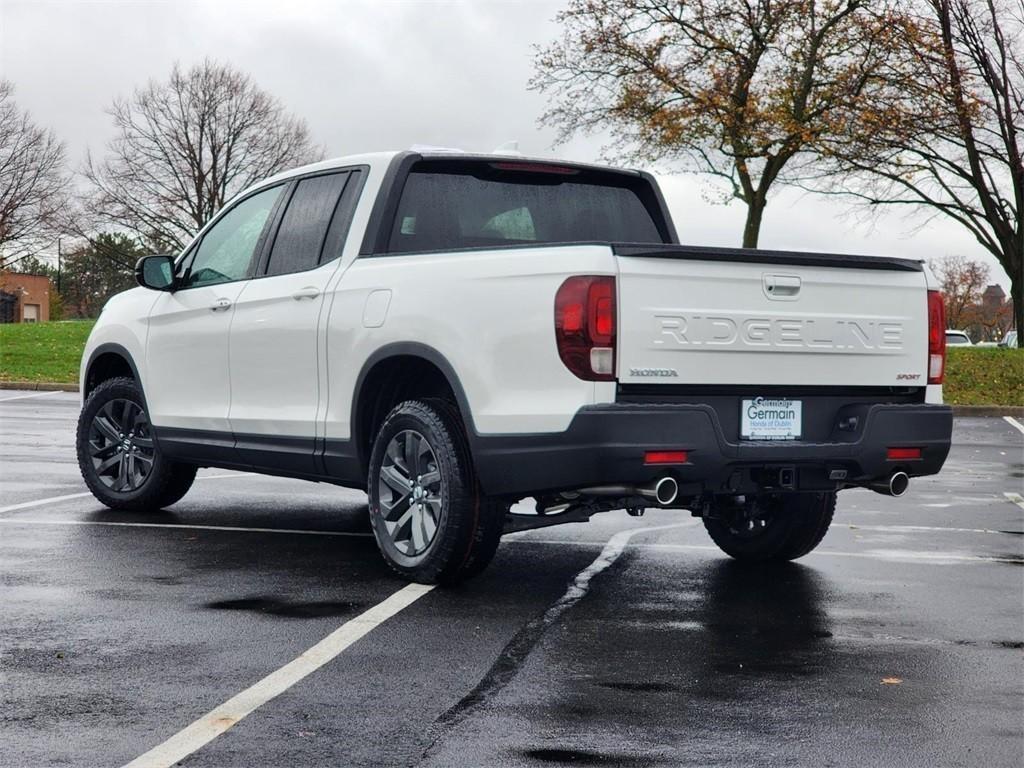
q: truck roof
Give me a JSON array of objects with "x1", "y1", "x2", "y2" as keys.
[{"x1": 256, "y1": 149, "x2": 645, "y2": 190}]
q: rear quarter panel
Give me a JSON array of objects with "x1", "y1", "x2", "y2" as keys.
[{"x1": 322, "y1": 244, "x2": 618, "y2": 440}]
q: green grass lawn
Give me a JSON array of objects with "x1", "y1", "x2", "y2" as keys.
[
  {"x1": 943, "y1": 347, "x2": 1023, "y2": 407},
  {"x1": 0, "y1": 318, "x2": 1020, "y2": 406},
  {"x1": 0, "y1": 319, "x2": 96, "y2": 383}
]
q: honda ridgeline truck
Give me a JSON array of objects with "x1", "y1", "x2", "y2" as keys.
[{"x1": 76, "y1": 151, "x2": 953, "y2": 583}]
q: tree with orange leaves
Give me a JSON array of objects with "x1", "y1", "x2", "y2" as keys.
[
  {"x1": 532, "y1": 0, "x2": 907, "y2": 248},
  {"x1": 931, "y1": 254, "x2": 991, "y2": 330}
]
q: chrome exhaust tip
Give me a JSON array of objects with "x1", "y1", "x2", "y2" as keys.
[
  {"x1": 889, "y1": 471, "x2": 909, "y2": 497},
  {"x1": 654, "y1": 476, "x2": 679, "y2": 506},
  {"x1": 867, "y1": 471, "x2": 910, "y2": 497},
  {"x1": 574, "y1": 477, "x2": 680, "y2": 506}
]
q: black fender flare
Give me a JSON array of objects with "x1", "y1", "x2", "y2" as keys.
[
  {"x1": 350, "y1": 341, "x2": 478, "y2": 450},
  {"x1": 83, "y1": 343, "x2": 143, "y2": 399}
]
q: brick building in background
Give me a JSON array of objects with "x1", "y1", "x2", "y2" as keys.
[
  {"x1": 962, "y1": 284, "x2": 1014, "y2": 342},
  {"x1": 0, "y1": 271, "x2": 52, "y2": 323}
]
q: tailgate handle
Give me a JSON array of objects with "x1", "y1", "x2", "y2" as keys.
[{"x1": 763, "y1": 274, "x2": 801, "y2": 298}]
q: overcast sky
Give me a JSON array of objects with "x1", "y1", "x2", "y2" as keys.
[{"x1": 0, "y1": 0, "x2": 1011, "y2": 291}]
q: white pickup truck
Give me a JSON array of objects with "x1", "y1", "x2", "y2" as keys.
[{"x1": 77, "y1": 150, "x2": 953, "y2": 583}]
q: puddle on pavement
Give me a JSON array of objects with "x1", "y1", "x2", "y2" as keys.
[
  {"x1": 204, "y1": 596, "x2": 367, "y2": 618},
  {"x1": 519, "y1": 747, "x2": 665, "y2": 765},
  {"x1": 595, "y1": 681, "x2": 679, "y2": 693}
]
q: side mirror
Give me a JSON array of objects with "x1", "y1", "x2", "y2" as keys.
[{"x1": 135, "y1": 255, "x2": 176, "y2": 291}]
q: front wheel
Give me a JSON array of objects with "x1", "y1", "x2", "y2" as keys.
[
  {"x1": 367, "y1": 399, "x2": 505, "y2": 584},
  {"x1": 76, "y1": 377, "x2": 197, "y2": 512},
  {"x1": 703, "y1": 492, "x2": 836, "y2": 562}
]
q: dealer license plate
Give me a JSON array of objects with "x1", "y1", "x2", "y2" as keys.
[{"x1": 741, "y1": 397, "x2": 802, "y2": 440}]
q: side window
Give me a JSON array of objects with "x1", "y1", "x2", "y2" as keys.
[
  {"x1": 181, "y1": 185, "x2": 283, "y2": 289},
  {"x1": 318, "y1": 170, "x2": 365, "y2": 265},
  {"x1": 482, "y1": 207, "x2": 536, "y2": 240},
  {"x1": 264, "y1": 172, "x2": 350, "y2": 277}
]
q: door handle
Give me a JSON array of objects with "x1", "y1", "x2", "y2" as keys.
[
  {"x1": 292, "y1": 287, "x2": 321, "y2": 301},
  {"x1": 210, "y1": 297, "x2": 232, "y2": 312}
]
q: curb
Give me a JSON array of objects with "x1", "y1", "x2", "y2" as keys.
[
  {"x1": 951, "y1": 405, "x2": 1024, "y2": 417},
  {"x1": 0, "y1": 381, "x2": 79, "y2": 392}
]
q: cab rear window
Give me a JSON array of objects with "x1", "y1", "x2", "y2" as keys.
[{"x1": 386, "y1": 161, "x2": 668, "y2": 254}]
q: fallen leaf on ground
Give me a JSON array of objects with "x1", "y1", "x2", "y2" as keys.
[{"x1": 881, "y1": 677, "x2": 903, "y2": 685}]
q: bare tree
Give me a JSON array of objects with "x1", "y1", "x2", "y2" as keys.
[
  {"x1": 833, "y1": 0, "x2": 1022, "y2": 346},
  {"x1": 532, "y1": 0, "x2": 906, "y2": 248},
  {"x1": 0, "y1": 80, "x2": 68, "y2": 269},
  {"x1": 931, "y1": 254, "x2": 990, "y2": 328},
  {"x1": 83, "y1": 60, "x2": 324, "y2": 252}
]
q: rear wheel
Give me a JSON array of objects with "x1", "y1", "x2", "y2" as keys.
[
  {"x1": 703, "y1": 492, "x2": 836, "y2": 562},
  {"x1": 76, "y1": 377, "x2": 197, "y2": 512},
  {"x1": 367, "y1": 399, "x2": 505, "y2": 584}
]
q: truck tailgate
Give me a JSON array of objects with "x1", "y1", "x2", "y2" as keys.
[{"x1": 615, "y1": 245, "x2": 929, "y2": 388}]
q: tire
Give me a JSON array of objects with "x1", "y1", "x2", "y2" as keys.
[
  {"x1": 76, "y1": 377, "x2": 197, "y2": 512},
  {"x1": 703, "y1": 492, "x2": 836, "y2": 562},
  {"x1": 367, "y1": 398, "x2": 506, "y2": 584}
]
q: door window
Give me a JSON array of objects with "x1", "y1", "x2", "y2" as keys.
[
  {"x1": 181, "y1": 185, "x2": 283, "y2": 289},
  {"x1": 264, "y1": 172, "x2": 350, "y2": 277}
]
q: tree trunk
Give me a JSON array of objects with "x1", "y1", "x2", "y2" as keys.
[
  {"x1": 742, "y1": 196, "x2": 766, "y2": 249},
  {"x1": 1011, "y1": 267, "x2": 1023, "y2": 348}
]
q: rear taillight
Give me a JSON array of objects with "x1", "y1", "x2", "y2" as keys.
[
  {"x1": 927, "y1": 290, "x2": 946, "y2": 384},
  {"x1": 555, "y1": 275, "x2": 616, "y2": 381}
]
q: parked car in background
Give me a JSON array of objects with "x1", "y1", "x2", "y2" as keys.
[
  {"x1": 998, "y1": 330, "x2": 1018, "y2": 348},
  {"x1": 945, "y1": 330, "x2": 973, "y2": 346}
]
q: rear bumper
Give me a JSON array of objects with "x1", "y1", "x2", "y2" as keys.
[{"x1": 472, "y1": 402, "x2": 952, "y2": 498}]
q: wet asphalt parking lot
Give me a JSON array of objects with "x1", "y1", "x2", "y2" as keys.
[{"x1": 1, "y1": 390, "x2": 1022, "y2": 768}]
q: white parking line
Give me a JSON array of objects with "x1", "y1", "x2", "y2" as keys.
[
  {"x1": 512, "y1": 539, "x2": 1021, "y2": 564},
  {"x1": 0, "y1": 518, "x2": 373, "y2": 537},
  {"x1": 542, "y1": 521, "x2": 697, "y2": 621},
  {"x1": 0, "y1": 390, "x2": 66, "y2": 402},
  {"x1": 121, "y1": 520, "x2": 692, "y2": 768},
  {"x1": 0, "y1": 473, "x2": 252, "y2": 515},
  {"x1": 630, "y1": 542, "x2": 1022, "y2": 564},
  {"x1": 843, "y1": 523, "x2": 1017, "y2": 535},
  {"x1": 1005, "y1": 492, "x2": 1024, "y2": 511},
  {"x1": 0, "y1": 491, "x2": 95, "y2": 514},
  {"x1": 4, "y1": 516, "x2": 1020, "y2": 564},
  {"x1": 121, "y1": 582, "x2": 434, "y2": 768},
  {"x1": 1004, "y1": 416, "x2": 1024, "y2": 436}
]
